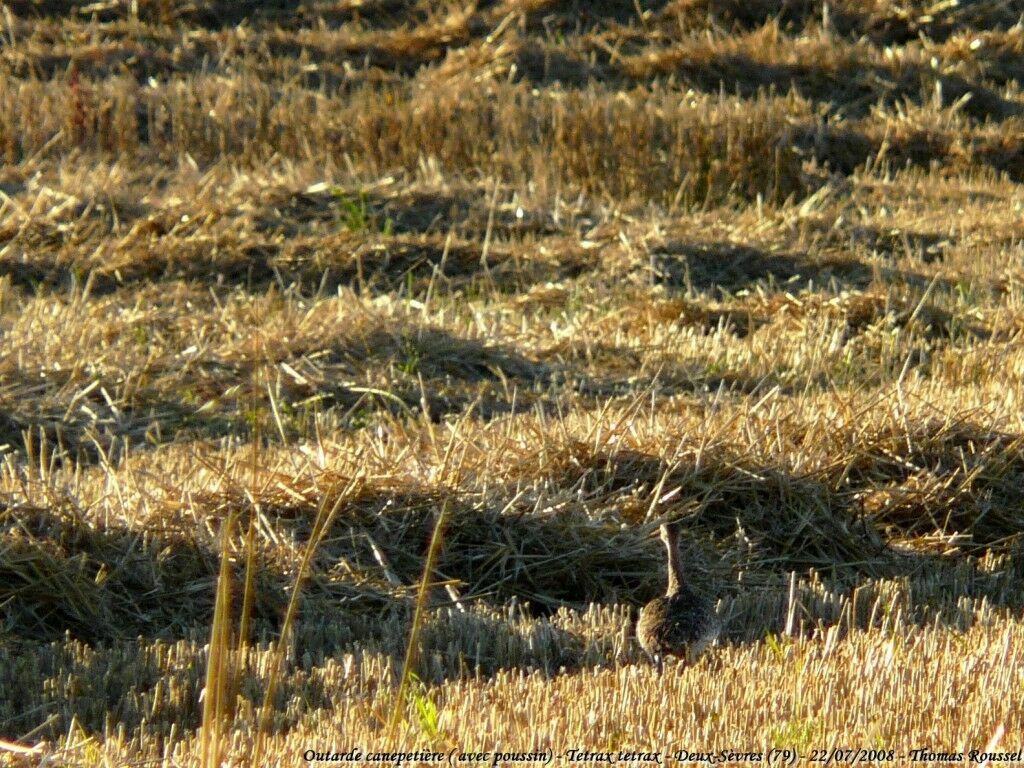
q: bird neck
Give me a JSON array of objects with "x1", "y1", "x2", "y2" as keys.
[{"x1": 665, "y1": 536, "x2": 684, "y2": 594}]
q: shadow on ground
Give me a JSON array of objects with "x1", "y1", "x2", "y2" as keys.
[
  {"x1": 0, "y1": 185, "x2": 593, "y2": 298},
  {"x1": 2, "y1": 420, "x2": 1022, "y2": 740},
  {"x1": 6, "y1": 417, "x2": 1021, "y2": 644},
  {"x1": 609, "y1": 54, "x2": 1018, "y2": 123},
  {"x1": 651, "y1": 240, "x2": 875, "y2": 294},
  {"x1": 0, "y1": 320, "x2": 552, "y2": 466}
]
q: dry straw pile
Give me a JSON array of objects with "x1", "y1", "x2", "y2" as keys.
[{"x1": 0, "y1": 0, "x2": 1023, "y2": 764}]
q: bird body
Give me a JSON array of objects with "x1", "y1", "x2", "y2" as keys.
[{"x1": 637, "y1": 522, "x2": 719, "y2": 668}]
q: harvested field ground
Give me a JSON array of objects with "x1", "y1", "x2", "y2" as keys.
[{"x1": 0, "y1": 0, "x2": 1023, "y2": 765}]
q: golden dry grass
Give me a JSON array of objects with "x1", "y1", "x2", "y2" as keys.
[{"x1": 1, "y1": 0, "x2": 1024, "y2": 765}]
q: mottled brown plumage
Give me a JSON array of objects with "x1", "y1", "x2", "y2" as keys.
[{"x1": 637, "y1": 522, "x2": 719, "y2": 670}]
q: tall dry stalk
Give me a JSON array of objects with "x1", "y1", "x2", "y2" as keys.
[
  {"x1": 252, "y1": 468, "x2": 365, "y2": 762},
  {"x1": 198, "y1": 511, "x2": 235, "y2": 768},
  {"x1": 387, "y1": 498, "x2": 451, "y2": 739}
]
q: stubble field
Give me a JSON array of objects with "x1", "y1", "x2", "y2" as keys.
[{"x1": 0, "y1": 1, "x2": 1023, "y2": 765}]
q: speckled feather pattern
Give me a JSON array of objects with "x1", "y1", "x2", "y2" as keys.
[{"x1": 637, "y1": 584, "x2": 720, "y2": 662}]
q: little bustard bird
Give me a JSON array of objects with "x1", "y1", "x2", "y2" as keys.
[{"x1": 636, "y1": 521, "x2": 720, "y2": 671}]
